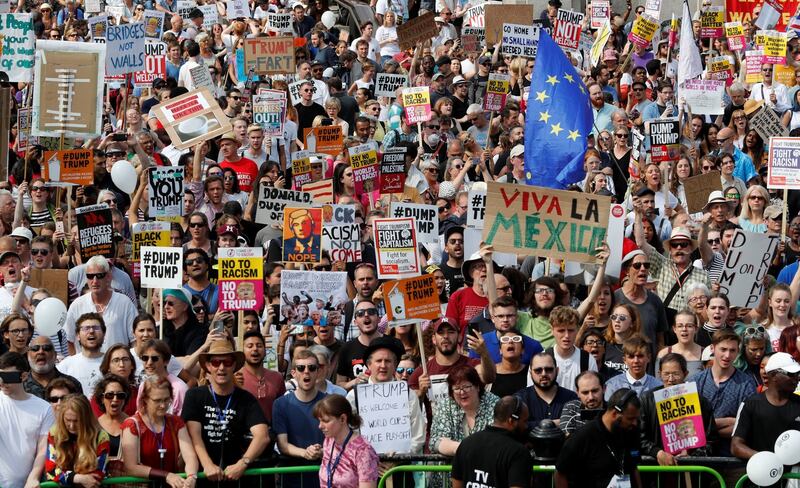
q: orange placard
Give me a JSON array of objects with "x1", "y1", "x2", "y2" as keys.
[
  {"x1": 43, "y1": 149, "x2": 94, "y2": 186},
  {"x1": 384, "y1": 274, "x2": 441, "y2": 322},
  {"x1": 303, "y1": 126, "x2": 343, "y2": 157}
]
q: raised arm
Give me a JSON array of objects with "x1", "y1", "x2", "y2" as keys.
[{"x1": 577, "y1": 245, "x2": 610, "y2": 320}]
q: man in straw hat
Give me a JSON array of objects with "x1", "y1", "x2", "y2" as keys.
[{"x1": 182, "y1": 339, "x2": 269, "y2": 481}]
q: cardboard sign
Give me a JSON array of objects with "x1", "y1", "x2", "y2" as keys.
[
  {"x1": 255, "y1": 187, "x2": 312, "y2": 224},
  {"x1": 349, "y1": 143, "x2": 379, "y2": 192},
  {"x1": 402, "y1": 87, "x2": 431, "y2": 125},
  {"x1": 218, "y1": 247, "x2": 264, "y2": 311},
  {"x1": 397, "y1": 12, "x2": 438, "y2": 51},
  {"x1": 266, "y1": 12, "x2": 291, "y2": 33},
  {"x1": 133, "y1": 40, "x2": 166, "y2": 87},
  {"x1": 467, "y1": 190, "x2": 486, "y2": 228},
  {"x1": 226, "y1": 0, "x2": 249, "y2": 19},
  {"x1": 279, "y1": 270, "x2": 349, "y2": 328},
  {"x1": 766, "y1": 137, "x2": 800, "y2": 189},
  {"x1": 243, "y1": 36, "x2": 294, "y2": 75},
  {"x1": 375, "y1": 73, "x2": 408, "y2": 98},
  {"x1": 190, "y1": 64, "x2": 213, "y2": 91},
  {"x1": 745, "y1": 50, "x2": 764, "y2": 84},
  {"x1": 501, "y1": 23, "x2": 538, "y2": 59},
  {"x1": 682, "y1": 79, "x2": 725, "y2": 115},
  {"x1": 700, "y1": 6, "x2": 724, "y2": 38},
  {"x1": 76, "y1": 204, "x2": 113, "y2": 259},
  {"x1": 43, "y1": 149, "x2": 93, "y2": 185},
  {"x1": 485, "y1": 4, "x2": 533, "y2": 44},
  {"x1": 389, "y1": 202, "x2": 438, "y2": 244},
  {"x1": 725, "y1": 22, "x2": 745, "y2": 51},
  {"x1": 29, "y1": 269, "x2": 68, "y2": 304},
  {"x1": 291, "y1": 150, "x2": 312, "y2": 189},
  {"x1": 720, "y1": 230, "x2": 780, "y2": 307},
  {"x1": 653, "y1": 382, "x2": 707, "y2": 455},
  {"x1": 484, "y1": 72, "x2": 511, "y2": 112},
  {"x1": 152, "y1": 88, "x2": 232, "y2": 150},
  {"x1": 303, "y1": 126, "x2": 343, "y2": 156},
  {"x1": 649, "y1": 120, "x2": 681, "y2": 163},
  {"x1": 304, "y1": 179, "x2": 333, "y2": 203},
  {"x1": 148, "y1": 166, "x2": 184, "y2": 217},
  {"x1": 323, "y1": 223, "x2": 362, "y2": 262},
  {"x1": 283, "y1": 207, "x2": 323, "y2": 263},
  {"x1": 628, "y1": 14, "x2": 659, "y2": 48},
  {"x1": 356, "y1": 381, "x2": 412, "y2": 454},
  {"x1": 554, "y1": 9, "x2": 584, "y2": 51},
  {"x1": 461, "y1": 26, "x2": 485, "y2": 53},
  {"x1": 198, "y1": 4, "x2": 218, "y2": 29},
  {"x1": 373, "y1": 217, "x2": 420, "y2": 279},
  {"x1": 143, "y1": 10, "x2": 164, "y2": 38},
  {"x1": 33, "y1": 41, "x2": 105, "y2": 138},
  {"x1": 106, "y1": 22, "x2": 145, "y2": 76},
  {"x1": 380, "y1": 147, "x2": 407, "y2": 193},
  {"x1": 683, "y1": 171, "x2": 721, "y2": 214},
  {"x1": 762, "y1": 30, "x2": 787, "y2": 64},
  {"x1": 749, "y1": 104, "x2": 789, "y2": 142},
  {"x1": 0, "y1": 14, "x2": 34, "y2": 82},
  {"x1": 140, "y1": 246, "x2": 183, "y2": 289},
  {"x1": 384, "y1": 274, "x2": 440, "y2": 323},
  {"x1": 482, "y1": 181, "x2": 609, "y2": 263},
  {"x1": 591, "y1": 0, "x2": 610, "y2": 29},
  {"x1": 252, "y1": 94, "x2": 284, "y2": 136}
]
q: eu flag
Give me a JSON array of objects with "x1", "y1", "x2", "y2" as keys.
[{"x1": 524, "y1": 30, "x2": 592, "y2": 189}]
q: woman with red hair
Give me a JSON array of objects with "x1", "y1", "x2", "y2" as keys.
[{"x1": 779, "y1": 323, "x2": 800, "y2": 362}]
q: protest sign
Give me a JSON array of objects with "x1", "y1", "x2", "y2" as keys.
[
  {"x1": 143, "y1": 10, "x2": 164, "y2": 38},
  {"x1": 591, "y1": 0, "x2": 610, "y2": 29},
  {"x1": 323, "y1": 222, "x2": 361, "y2": 262},
  {"x1": 266, "y1": 12, "x2": 292, "y2": 33},
  {"x1": 152, "y1": 88, "x2": 231, "y2": 150},
  {"x1": 0, "y1": 14, "x2": 34, "y2": 82},
  {"x1": 140, "y1": 246, "x2": 183, "y2": 289},
  {"x1": 649, "y1": 120, "x2": 681, "y2": 163},
  {"x1": 461, "y1": 26, "x2": 484, "y2": 53},
  {"x1": 384, "y1": 274, "x2": 441, "y2": 323},
  {"x1": 373, "y1": 218, "x2": 420, "y2": 279},
  {"x1": 291, "y1": 151, "x2": 312, "y2": 189},
  {"x1": 304, "y1": 179, "x2": 333, "y2": 203},
  {"x1": 252, "y1": 94, "x2": 284, "y2": 136},
  {"x1": 30, "y1": 269, "x2": 68, "y2": 304},
  {"x1": 482, "y1": 182, "x2": 609, "y2": 263},
  {"x1": 106, "y1": 22, "x2": 145, "y2": 76},
  {"x1": 644, "y1": 0, "x2": 661, "y2": 17},
  {"x1": 33, "y1": 41, "x2": 105, "y2": 138},
  {"x1": 683, "y1": 171, "x2": 721, "y2": 214},
  {"x1": 700, "y1": 6, "x2": 724, "y2": 37},
  {"x1": 243, "y1": 36, "x2": 294, "y2": 74},
  {"x1": 133, "y1": 40, "x2": 166, "y2": 87},
  {"x1": 148, "y1": 166, "x2": 183, "y2": 217},
  {"x1": 766, "y1": 137, "x2": 800, "y2": 189},
  {"x1": 176, "y1": 0, "x2": 196, "y2": 20},
  {"x1": 279, "y1": 270, "x2": 349, "y2": 328},
  {"x1": 483, "y1": 73, "x2": 511, "y2": 112},
  {"x1": 198, "y1": 4, "x2": 218, "y2": 29},
  {"x1": 397, "y1": 12, "x2": 438, "y2": 50},
  {"x1": 485, "y1": 4, "x2": 533, "y2": 44},
  {"x1": 303, "y1": 125, "x2": 343, "y2": 156},
  {"x1": 375, "y1": 73, "x2": 408, "y2": 98},
  {"x1": 389, "y1": 203, "x2": 438, "y2": 244},
  {"x1": 323, "y1": 204, "x2": 357, "y2": 225},
  {"x1": 745, "y1": 50, "x2": 764, "y2": 84},
  {"x1": 590, "y1": 20, "x2": 612, "y2": 66},
  {"x1": 356, "y1": 381, "x2": 411, "y2": 454},
  {"x1": 463, "y1": 1, "x2": 499, "y2": 27},
  {"x1": 226, "y1": 0, "x2": 249, "y2": 19},
  {"x1": 707, "y1": 56, "x2": 732, "y2": 85},
  {"x1": 682, "y1": 79, "x2": 725, "y2": 115},
  {"x1": 131, "y1": 221, "x2": 171, "y2": 263},
  {"x1": 628, "y1": 14, "x2": 658, "y2": 48},
  {"x1": 553, "y1": 9, "x2": 584, "y2": 51},
  {"x1": 43, "y1": 149, "x2": 93, "y2": 185},
  {"x1": 84, "y1": 0, "x2": 101, "y2": 12},
  {"x1": 88, "y1": 14, "x2": 107, "y2": 39},
  {"x1": 218, "y1": 247, "x2": 264, "y2": 311},
  {"x1": 76, "y1": 204, "x2": 113, "y2": 259},
  {"x1": 17, "y1": 108, "x2": 30, "y2": 151},
  {"x1": 380, "y1": 147, "x2": 407, "y2": 193},
  {"x1": 467, "y1": 190, "x2": 486, "y2": 229},
  {"x1": 762, "y1": 30, "x2": 787, "y2": 64},
  {"x1": 190, "y1": 64, "x2": 213, "y2": 91},
  {"x1": 719, "y1": 229, "x2": 780, "y2": 307},
  {"x1": 349, "y1": 143, "x2": 379, "y2": 193},
  {"x1": 283, "y1": 207, "x2": 323, "y2": 263},
  {"x1": 724, "y1": 22, "x2": 745, "y2": 50},
  {"x1": 464, "y1": 228, "x2": 516, "y2": 268},
  {"x1": 501, "y1": 23, "x2": 538, "y2": 59},
  {"x1": 402, "y1": 87, "x2": 431, "y2": 125},
  {"x1": 754, "y1": 0, "x2": 783, "y2": 30},
  {"x1": 653, "y1": 382, "x2": 706, "y2": 455},
  {"x1": 749, "y1": 103, "x2": 789, "y2": 142},
  {"x1": 255, "y1": 187, "x2": 312, "y2": 224}
]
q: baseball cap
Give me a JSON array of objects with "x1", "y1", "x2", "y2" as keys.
[
  {"x1": 430, "y1": 317, "x2": 457, "y2": 333},
  {"x1": 435, "y1": 55, "x2": 451, "y2": 67},
  {"x1": 765, "y1": 352, "x2": 800, "y2": 374},
  {"x1": 216, "y1": 224, "x2": 239, "y2": 237},
  {"x1": 432, "y1": 72, "x2": 445, "y2": 81}
]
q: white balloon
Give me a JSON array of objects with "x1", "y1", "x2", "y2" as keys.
[
  {"x1": 321, "y1": 11, "x2": 336, "y2": 28},
  {"x1": 774, "y1": 430, "x2": 800, "y2": 466},
  {"x1": 110, "y1": 161, "x2": 138, "y2": 194},
  {"x1": 747, "y1": 451, "x2": 784, "y2": 487},
  {"x1": 34, "y1": 297, "x2": 67, "y2": 337}
]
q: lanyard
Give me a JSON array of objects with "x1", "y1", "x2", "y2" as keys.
[
  {"x1": 606, "y1": 443, "x2": 626, "y2": 475},
  {"x1": 326, "y1": 430, "x2": 353, "y2": 488},
  {"x1": 209, "y1": 387, "x2": 233, "y2": 427}
]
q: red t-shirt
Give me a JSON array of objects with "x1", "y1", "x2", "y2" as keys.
[
  {"x1": 220, "y1": 157, "x2": 258, "y2": 193},
  {"x1": 445, "y1": 287, "x2": 489, "y2": 334},
  {"x1": 121, "y1": 412, "x2": 186, "y2": 473},
  {"x1": 241, "y1": 367, "x2": 286, "y2": 423}
]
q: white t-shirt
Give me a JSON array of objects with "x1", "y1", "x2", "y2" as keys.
[
  {"x1": 375, "y1": 25, "x2": 400, "y2": 57},
  {"x1": 554, "y1": 347, "x2": 598, "y2": 393},
  {"x1": 56, "y1": 354, "x2": 104, "y2": 396},
  {"x1": 64, "y1": 292, "x2": 138, "y2": 352},
  {"x1": 178, "y1": 59, "x2": 201, "y2": 91},
  {"x1": 0, "y1": 393, "x2": 54, "y2": 488},
  {"x1": 350, "y1": 37, "x2": 380, "y2": 62},
  {"x1": 269, "y1": 119, "x2": 298, "y2": 164}
]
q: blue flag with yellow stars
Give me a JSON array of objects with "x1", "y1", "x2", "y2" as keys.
[{"x1": 524, "y1": 30, "x2": 592, "y2": 189}]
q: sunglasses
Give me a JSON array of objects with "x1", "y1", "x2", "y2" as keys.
[
  {"x1": 631, "y1": 262, "x2": 651, "y2": 270},
  {"x1": 141, "y1": 354, "x2": 161, "y2": 363},
  {"x1": 229, "y1": 96, "x2": 241, "y2": 100},
  {"x1": 355, "y1": 308, "x2": 378, "y2": 318},
  {"x1": 532, "y1": 366, "x2": 555, "y2": 374},
  {"x1": 47, "y1": 395, "x2": 66, "y2": 403},
  {"x1": 193, "y1": 307, "x2": 205, "y2": 314},
  {"x1": 499, "y1": 335, "x2": 523, "y2": 344},
  {"x1": 31, "y1": 248, "x2": 50, "y2": 256},
  {"x1": 438, "y1": 206, "x2": 448, "y2": 213},
  {"x1": 670, "y1": 241, "x2": 691, "y2": 249},
  {"x1": 426, "y1": 125, "x2": 440, "y2": 130},
  {"x1": 185, "y1": 258, "x2": 205, "y2": 266},
  {"x1": 208, "y1": 357, "x2": 235, "y2": 368},
  {"x1": 30, "y1": 344, "x2": 54, "y2": 352},
  {"x1": 86, "y1": 272, "x2": 107, "y2": 280},
  {"x1": 31, "y1": 186, "x2": 46, "y2": 192},
  {"x1": 189, "y1": 222, "x2": 205, "y2": 228},
  {"x1": 745, "y1": 325, "x2": 766, "y2": 337},
  {"x1": 610, "y1": 313, "x2": 630, "y2": 321},
  {"x1": 396, "y1": 367, "x2": 415, "y2": 375},
  {"x1": 707, "y1": 238, "x2": 721, "y2": 245},
  {"x1": 103, "y1": 391, "x2": 128, "y2": 400},
  {"x1": 295, "y1": 364, "x2": 319, "y2": 373}
]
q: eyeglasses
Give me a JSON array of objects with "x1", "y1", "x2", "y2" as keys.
[
  {"x1": 47, "y1": 395, "x2": 66, "y2": 403},
  {"x1": 141, "y1": 354, "x2": 162, "y2": 363},
  {"x1": 7, "y1": 328, "x2": 28, "y2": 335},
  {"x1": 689, "y1": 295, "x2": 708, "y2": 303},
  {"x1": 671, "y1": 241, "x2": 691, "y2": 249},
  {"x1": 499, "y1": 335, "x2": 523, "y2": 344},
  {"x1": 103, "y1": 391, "x2": 128, "y2": 400},
  {"x1": 355, "y1": 308, "x2": 378, "y2": 318},
  {"x1": 185, "y1": 258, "x2": 205, "y2": 266},
  {"x1": 396, "y1": 367, "x2": 415, "y2": 375},
  {"x1": 189, "y1": 222, "x2": 205, "y2": 228},
  {"x1": 661, "y1": 372, "x2": 684, "y2": 380},
  {"x1": 295, "y1": 364, "x2": 319, "y2": 373},
  {"x1": 147, "y1": 397, "x2": 172, "y2": 405},
  {"x1": 229, "y1": 96, "x2": 241, "y2": 100},
  {"x1": 425, "y1": 168, "x2": 439, "y2": 173},
  {"x1": 614, "y1": 133, "x2": 627, "y2": 138},
  {"x1": 535, "y1": 287, "x2": 555, "y2": 295},
  {"x1": 532, "y1": 366, "x2": 555, "y2": 374},
  {"x1": 30, "y1": 344, "x2": 54, "y2": 352},
  {"x1": 748, "y1": 195, "x2": 765, "y2": 201},
  {"x1": 716, "y1": 137, "x2": 730, "y2": 144},
  {"x1": 110, "y1": 357, "x2": 132, "y2": 364},
  {"x1": 707, "y1": 238, "x2": 721, "y2": 244},
  {"x1": 675, "y1": 323, "x2": 696, "y2": 330},
  {"x1": 426, "y1": 125, "x2": 440, "y2": 130},
  {"x1": 610, "y1": 314, "x2": 630, "y2": 321},
  {"x1": 631, "y1": 262, "x2": 651, "y2": 270},
  {"x1": 438, "y1": 206, "x2": 448, "y2": 213},
  {"x1": 584, "y1": 339, "x2": 605, "y2": 347},
  {"x1": 31, "y1": 248, "x2": 50, "y2": 256},
  {"x1": 86, "y1": 272, "x2": 107, "y2": 280},
  {"x1": 208, "y1": 357, "x2": 235, "y2": 368},
  {"x1": 80, "y1": 325, "x2": 102, "y2": 333},
  {"x1": 496, "y1": 285, "x2": 512, "y2": 293},
  {"x1": 452, "y1": 384, "x2": 474, "y2": 393}
]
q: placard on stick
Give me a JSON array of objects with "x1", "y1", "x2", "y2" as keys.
[
  {"x1": 683, "y1": 171, "x2": 721, "y2": 214},
  {"x1": 766, "y1": 137, "x2": 800, "y2": 189},
  {"x1": 218, "y1": 247, "x2": 264, "y2": 311},
  {"x1": 43, "y1": 149, "x2": 93, "y2": 185},
  {"x1": 373, "y1": 217, "x2": 420, "y2": 279},
  {"x1": 718, "y1": 229, "x2": 779, "y2": 307},
  {"x1": 653, "y1": 382, "x2": 707, "y2": 455},
  {"x1": 76, "y1": 204, "x2": 113, "y2": 259},
  {"x1": 243, "y1": 37, "x2": 294, "y2": 74},
  {"x1": 397, "y1": 12, "x2": 438, "y2": 50},
  {"x1": 255, "y1": 187, "x2": 312, "y2": 224},
  {"x1": 485, "y1": 4, "x2": 534, "y2": 44},
  {"x1": 384, "y1": 274, "x2": 441, "y2": 323},
  {"x1": 356, "y1": 381, "x2": 412, "y2": 454},
  {"x1": 140, "y1": 246, "x2": 183, "y2": 289},
  {"x1": 148, "y1": 166, "x2": 184, "y2": 217}
]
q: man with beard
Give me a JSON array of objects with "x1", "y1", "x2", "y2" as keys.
[
  {"x1": 23, "y1": 336, "x2": 82, "y2": 399},
  {"x1": 589, "y1": 82, "x2": 615, "y2": 135},
  {"x1": 339, "y1": 263, "x2": 384, "y2": 342},
  {"x1": 515, "y1": 353, "x2": 577, "y2": 429},
  {"x1": 624, "y1": 187, "x2": 671, "y2": 242},
  {"x1": 413, "y1": 55, "x2": 435, "y2": 87},
  {"x1": 240, "y1": 331, "x2": 285, "y2": 424},
  {"x1": 452, "y1": 396, "x2": 533, "y2": 488},
  {"x1": 56, "y1": 313, "x2": 106, "y2": 395},
  {"x1": 439, "y1": 226, "x2": 464, "y2": 295},
  {"x1": 556, "y1": 389, "x2": 643, "y2": 488},
  {"x1": 446, "y1": 250, "x2": 491, "y2": 333},
  {"x1": 559, "y1": 371, "x2": 605, "y2": 435},
  {"x1": 312, "y1": 314, "x2": 342, "y2": 381},
  {"x1": 183, "y1": 248, "x2": 218, "y2": 314}
]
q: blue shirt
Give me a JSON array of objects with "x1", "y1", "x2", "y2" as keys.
[
  {"x1": 641, "y1": 102, "x2": 679, "y2": 123},
  {"x1": 469, "y1": 331, "x2": 543, "y2": 365},
  {"x1": 184, "y1": 282, "x2": 218, "y2": 314},
  {"x1": 515, "y1": 385, "x2": 577, "y2": 429},
  {"x1": 272, "y1": 390, "x2": 327, "y2": 488},
  {"x1": 732, "y1": 146, "x2": 757, "y2": 184},
  {"x1": 604, "y1": 372, "x2": 662, "y2": 400}
]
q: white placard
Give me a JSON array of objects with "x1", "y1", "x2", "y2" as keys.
[
  {"x1": 226, "y1": 0, "x2": 249, "y2": 19},
  {"x1": 389, "y1": 202, "x2": 438, "y2": 244},
  {"x1": 140, "y1": 246, "x2": 183, "y2": 289},
  {"x1": 106, "y1": 22, "x2": 145, "y2": 76},
  {"x1": 682, "y1": 79, "x2": 725, "y2": 115},
  {"x1": 374, "y1": 73, "x2": 408, "y2": 98},
  {"x1": 190, "y1": 64, "x2": 213, "y2": 91},
  {"x1": 719, "y1": 230, "x2": 780, "y2": 307},
  {"x1": 356, "y1": 381, "x2": 411, "y2": 454},
  {"x1": 466, "y1": 190, "x2": 486, "y2": 229},
  {"x1": 500, "y1": 23, "x2": 539, "y2": 58}
]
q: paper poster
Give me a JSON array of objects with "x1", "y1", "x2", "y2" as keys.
[
  {"x1": 682, "y1": 79, "x2": 725, "y2": 115},
  {"x1": 683, "y1": 171, "x2": 722, "y2": 214},
  {"x1": 198, "y1": 4, "x2": 218, "y2": 29},
  {"x1": 649, "y1": 119, "x2": 681, "y2": 163},
  {"x1": 762, "y1": 30, "x2": 787, "y2": 65},
  {"x1": 288, "y1": 79, "x2": 316, "y2": 105},
  {"x1": 356, "y1": 381, "x2": 412, "y2": 454},
  {"x1": 291, "y1": 150, "x2": 312, "y2": 189},
  {"x1": 218, "y1": 247, "x2": 264, "y2": 311},
  {"x1": 349, "y1": 143, "x2": 379, "y2": 194},
  {"x1": 653, "y1": 382, "x2": 707, "y2": 455},
  {"x1": 745, "y1": 50, "x2": 764, "y2": 84},
  {"x1": 133, "y1": 40, "x2": 166, "y2": 87},
  {"x1": 33, "y1": 41, "x2": 105, "y2": 138},
  {"x1": 143, "y1": 10, "x2": 164, "y2": 38},
  {"x1": 397, "y1": 11, "x2": 438, "y2": 50},
  {"x1": 303, "y1": 125, "x2": 343, "y2": 156},
  {"x1": 42, "y1": 149, "x2": 93, "y2": 185},
  {"x1": 466, "y1": 190, "x2": 486, "y2": 228},
  {"x1": 644, "y1": 0, "x2": 661, "y2": 18},
  {"x1": 106, "y1": 22, "x2": 145, "y2": 76},
  {"x1": 700, "y1": 6, "x2": 724, "y2": 38},
  {"x1": 375, "y1": 73, "x2": 408, "y2": 98},
  {"x1": 147, "y1": 166, "x2": 183, "y2": 217},
  {"x1": 176, "y1": 0, "x2": 196, "y2": 19},
  {"x1": 84, "y1": 0, "x2": 101, "y2": 13},
  {"x1": 266, "y1": 12, "x2": 291, "y2": 33},
  {"x1": 553, "y1": 9, "x2": 584, "y2": 51},
  {"x1": 279, "y1": 270, "x2": 349, "y2": 327},
  {"x1": 628, "y1": 13, "x2": 659, "y2": 48},
  {"x1": 402, "y1": 87, "x2": 432, "y2": 125},
  {"x1": 383, "y1": 274, "x2": 441, "y2": 323},
  {"x1": 707, "y1": 56, "x2": 733, "y2": 85},
  {"x1": 724, "y1": 22, "x2": 745, "y2": 51},
  {"x1": 322, "y1": 222, "x2": 361, "y2": 262},
  {"x1": 482, "y1": 181, "x2": 609, "y2": 263},
  {"x1": 252, "y1": 94, "x2": 284, "y2": 136},
  {"x1": 243, "y1": 36, "x2": 294, "y2": 74},
  {"x1": 226, "y1": 0, "x2": 249, "y2": 18},
  {"x1": 131, "y1": 221, "x2": 171, "y2": 276},
  {"x1": 75, "y1": 204, "x2": 113, "y2": 259},
  {"x1": 282, "y1": 207, "x2": 323, "y2": 263},
  {"x1": 254, "y1": 187, "x2": 312, "y2": 224},
  {"x1": 88, "y1": 14, "x2": 107, "y2": 39},
  {"x1": 483, "y1": 72, "x2": 511, "y2": 112},
  {"x1": 389, "y1": 202, "x2": 438, "y2": 244},
  {"x1": 750, "y1": 103, "x2": 790, "y2": 141},
  {"x1": 303, "y1": 179, "x2": 333, "y2": 203},
  {"x1": 719, "y1": 230, "x2": 780, "y2": 307},
  {"x1": 152, "y1": 88, "x2": 232, "y2": 150},
  {"x1": 373, "y1": 217, "x2": 420, "y2": 279},
  {"x1": 140, "y1": 246, "x2": 182, "y2": 289},
  {"x1": 380, "y1": 147, "x2": 407, "y2": 193},
  {"x1": 591, "y1": 0, "x2": 610, "y2": 29},
  {"x1": 766, "y1": 137, "x2": 800, "y2": 189},
  {"x1": 501, "y1": 23, "x2": 539, "y2": 59},
  {"x1": 189, "y1": 64, "x2": 213, "y2": 91},
  {"x1": 754, "y1": 0, "x2": 782, "y2": 30}
]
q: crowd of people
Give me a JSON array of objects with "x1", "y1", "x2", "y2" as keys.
[{"x1": 2, "y1": 0, "x2": 800, "y2": 487}]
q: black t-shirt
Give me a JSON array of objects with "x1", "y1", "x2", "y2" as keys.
[
  {"x1": 722, "y1": 102, "x2": 745, "y2": 127},
  {"x1": 452, "y1": 426, "x2": 533, "y2": 487},
  {"x1": 451, "y1": 96, "x2": 470, "y2": 128},
  {"x1": 440, "y1": 262, "x2": 464, "y2": 297},
  {"x1": 294, "y1": 102, "x2": 327, "y2": 134},
  {"x1": 556, "y1": 416, "x2": 641, "y2": 488},
  {"x1": 490, "y1": 368, "x2": 528, "y2": 398},
  {"x1": 733, "y1": 393, "x2": 800, "y2": 453},
  {"x1": 336, "y1": 336, "x2": 403, "y2": 381},
  {"x1": 181, "y1": 386, "x2": 268, "y2": 468}
]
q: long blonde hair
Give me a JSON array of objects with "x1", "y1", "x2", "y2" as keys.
[{"x1": 52, "y1": 395, "x2": 103, "y2": 474}]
